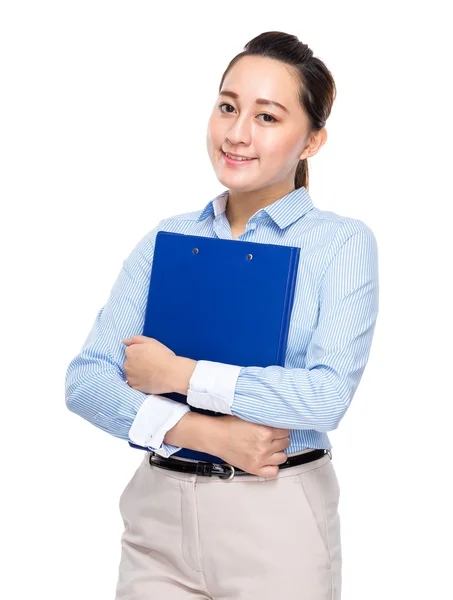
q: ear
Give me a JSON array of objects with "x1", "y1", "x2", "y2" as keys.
[{"x1": 298, "y1": 127, "x2": 328, "y2": 161}]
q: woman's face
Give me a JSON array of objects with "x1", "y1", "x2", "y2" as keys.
[{"x1": 206, "y1": 55, "x2": 313, "y2": 193}]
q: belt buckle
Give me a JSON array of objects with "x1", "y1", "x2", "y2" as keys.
[
  {"x1": 326, "y1": 449, "x2": 332, "y2": 459},
  {"x1": 218, "y1": 464, "x2": 235, "y2": 480}
]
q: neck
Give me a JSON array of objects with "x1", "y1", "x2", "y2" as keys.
[{"x1": 225, "y1": 183, "x2": 296, "y2": 228}]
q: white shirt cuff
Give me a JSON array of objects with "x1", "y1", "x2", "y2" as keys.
[
  {"x1": 128, "y1": 394, "x2": 191, "y2": 456},
  {"x1": 187, "y1": 360, "x2": 243, "y2": 414}
]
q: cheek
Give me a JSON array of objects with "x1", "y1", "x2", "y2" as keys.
[
  {"x1": 206, "y1": 117, "x2": 220, "y2": 153},
  {"x1": 207, "y1": 114, "x2": 228, "y2": 143},
  {"x1": 205, "y1": 130, "x2": 213, "y2": 155},
  {"x1": 263, "y1": 134, "x2": 301, "y2": 164}
]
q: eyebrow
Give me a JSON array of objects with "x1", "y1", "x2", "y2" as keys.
[{"x1": 219, "y1": 90, "x2": 289, "y2": 114}]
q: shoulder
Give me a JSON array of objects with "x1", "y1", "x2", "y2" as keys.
[
  {"x1": 135, "y1": 207, "x2": 207, "y2": 252},
  {"x1": 158, "y1": 207, "x2": 207, "y2": 232},
  {"x1": 310, "y1": 206, "x2": 377, "y2": 248},
  {"x1": 162, "y1": 208, "x2": 204, "y2": 223},
  {"x1": 303, "y1": 208, "x2": 378, "y2": 278}
]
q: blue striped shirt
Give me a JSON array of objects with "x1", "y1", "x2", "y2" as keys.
[{"x1": 65, "y1": 186, "x2": 379, "y2": 457}]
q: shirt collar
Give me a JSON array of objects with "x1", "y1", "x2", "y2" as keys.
[{"x1": 196, "y1": 186, "x2": 314, "y2": 229}]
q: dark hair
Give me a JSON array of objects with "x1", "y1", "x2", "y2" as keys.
[{"x1": 218, "y1": 31, "x2": 336, "y2": 191}]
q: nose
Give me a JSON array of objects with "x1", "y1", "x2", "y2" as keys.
[{"x1": 225, "y1": 114, "x2": 252, "y2": 147}]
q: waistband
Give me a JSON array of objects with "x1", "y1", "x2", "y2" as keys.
[{"x1": 148, "y1": 448, "x2": 331, "y2": 480}]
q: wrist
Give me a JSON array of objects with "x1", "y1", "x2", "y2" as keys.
[
  {"x1": 164, "y1": 411, "x2": 224, "y2": 455},
  {"x1": 200, "y1": 414, "x2": 226, "y2": 456},
  {"x1": 171, "y1": 356, "x2": 198, "y2": 395}
]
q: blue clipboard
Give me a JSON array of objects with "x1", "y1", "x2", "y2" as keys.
[{"x1": 129, "y1": 231, "x2": 300, "y2": 462}]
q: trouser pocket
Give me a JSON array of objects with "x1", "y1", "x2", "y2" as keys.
[{"x1": 296, "y1": 459, "x2": 341, "y2": 564}]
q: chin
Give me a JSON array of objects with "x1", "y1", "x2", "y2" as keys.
[{"x1": 216, "y1": 177, "x2": 259, "y2": 194}]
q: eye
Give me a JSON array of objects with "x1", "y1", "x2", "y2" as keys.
[
  {"x1": 218, "y1": 103, "x2": 278, "y2": 123},
  {"x1": 219, "y1": 103, "x2": 235, "y2": 114},
  {"x1": 257, "y1": 113, "x2": 277, "y2": 123}
]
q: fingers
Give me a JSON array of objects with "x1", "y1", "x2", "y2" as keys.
[
  {"x1": 270, "y1": 428, "x2": 291, "y2": 440},
  {"x1": 270, "y1": 436, "x2": 291, "y2": 453},
  {"x1": 253, "y1": 450, "x2": 289, "y2": 478},
  {"x1": 268, "y1": 450, "x2": 289, "y2": 465},
  {"x1": 257, "y1": 465, "x2": 280, "y2": 478},
  {"x1": 257, "y1": 456, "x2": 291, "y2": 477}
]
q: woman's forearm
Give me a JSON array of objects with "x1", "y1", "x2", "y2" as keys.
[{"x1": 163, "y1": 411, "x2": 222, "y2": 455}]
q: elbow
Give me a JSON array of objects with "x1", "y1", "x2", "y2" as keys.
[
  {"x1": 329, "y1": 401, "x2": 350, "y2": 431},
  {"x1": 65, "y1": 387, "x2": 79, "y2": 415},
  {"x1": 318, "y1": 413, "x2": 344, "y2": 433},
  {"x1": 65, "y1": 362, "x2": 83, "y2": 416},
  {"x1": 64, "y1": 356, "x2": 95, "y2": 417},
  {"x1": 312, "y1": 388, "x2": 352, "y2": 433},
  {"x1": 313, "y1": 410, "x2": 346, "y2": 433}
]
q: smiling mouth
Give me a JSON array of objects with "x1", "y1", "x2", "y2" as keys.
[{"x1": 222, "y1": 150, "x2": 257, "y2": 162}]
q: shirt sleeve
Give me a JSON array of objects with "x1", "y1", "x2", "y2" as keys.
[
  {"x1": 128, "y1": 395, "x2": 191, "y2": 457},
  {"x1": 65, "y1": 220, "x2": 189, "y2": 458},
  {"x1": 186, "y1": 224, "x2": 379, "y2": 432}
]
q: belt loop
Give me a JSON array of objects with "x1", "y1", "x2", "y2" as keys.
[{"x1": 196, "y1": 462, "x2": 213, "y2": 477}]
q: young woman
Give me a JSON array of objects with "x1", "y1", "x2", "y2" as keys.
[{"x1": 66, "y1": 31, "x2": 379, "y2": 599}]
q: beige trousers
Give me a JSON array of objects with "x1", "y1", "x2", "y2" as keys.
[{"x1": 115, "y1": 450, "x2": 341, "y2": 599}]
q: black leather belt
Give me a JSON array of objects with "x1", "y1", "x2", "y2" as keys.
[{"x1": 149, "y1": 448, "x2": 330, "y2": 480}]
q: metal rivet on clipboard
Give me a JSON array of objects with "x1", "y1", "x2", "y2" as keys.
[
  {"x1": 193, "y1": 248, "x2": 199, "y2": 254},
  {"x1": 247, "y1": 254, "x2": 253, "y2": 260}
]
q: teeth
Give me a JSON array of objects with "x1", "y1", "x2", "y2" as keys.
[{"x1": 225, "y1": 152, "x2": 254, "y2": 161}]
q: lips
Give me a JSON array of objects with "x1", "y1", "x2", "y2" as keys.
[{"x1": 222, "y1": 150, "x2": 257, "y2": 161}]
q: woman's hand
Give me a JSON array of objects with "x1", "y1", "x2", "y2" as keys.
[
  {"x1": 122, "y1": 335, "x2": 178, "y2": 395},
  {"x1": 208, "y1": 415, "x2": 291, "y2": 478},
  {"x1": 122, "y1": 335, "x2": 198, "y2": 396},
  {"x1": 164, "y1": 413, "x2": 291, "y2": 478}
]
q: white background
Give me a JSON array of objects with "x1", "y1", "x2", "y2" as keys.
[{"x1": 1, "y1": 1, "x2": 452, "y2": 598}]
